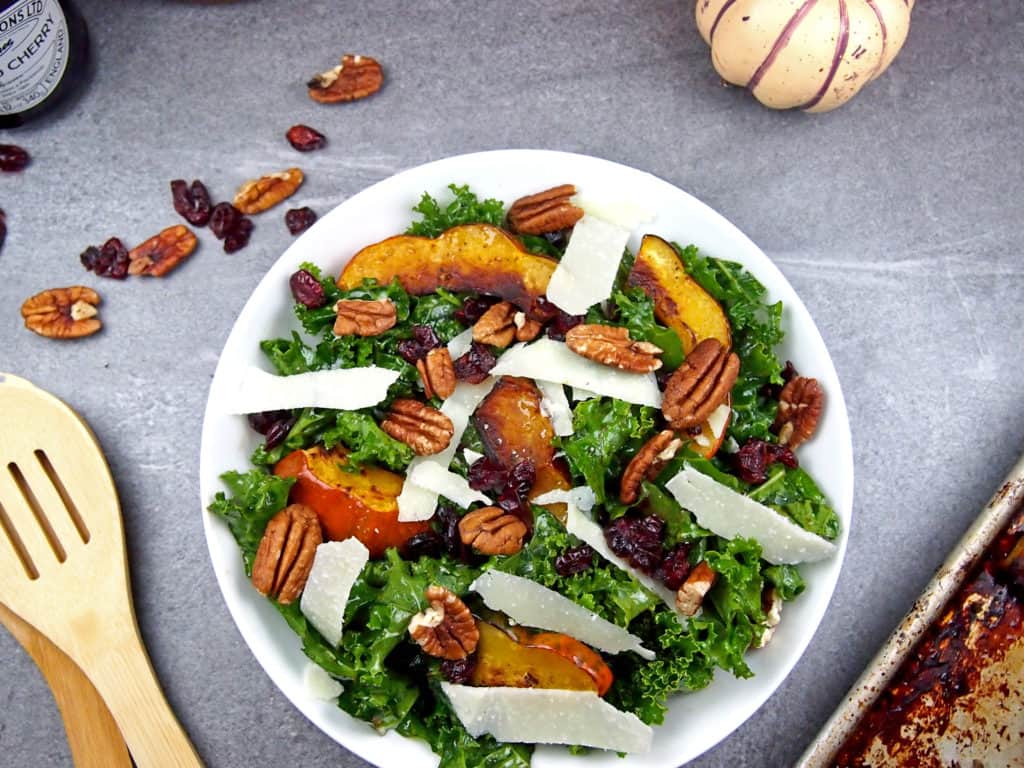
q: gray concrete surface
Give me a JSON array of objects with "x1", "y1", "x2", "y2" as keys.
[{"x1": 1, "y1": 1, "x2": 1022, "y2": 766}]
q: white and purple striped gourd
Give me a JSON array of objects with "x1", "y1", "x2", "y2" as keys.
[{"x1": 696, "y1": 0, "x2": 914, "y2": 112}]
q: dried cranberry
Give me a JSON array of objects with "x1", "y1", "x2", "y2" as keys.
[
  {"x1": 546, "y1": 311, "x2": 585, "y2": 341},
  {"x1": 285, "y1": 206, "x2": 318, "y2": 235},
  {"x1": 440, "y1": 656, "x2": 477, "y2": 684},
  {"x1": 170, "y1": 179, "x2": 212, "y2": 226},
  {"x1": 209, "y1": 202, "x2": 241, "y2": 240},
  {"x1": 397, "y1": 339, "x2": 424, "y2": 364},
  {"x1": 289, "y1": 269, "x2": 326, "y2": 308},
  {"x1": 0, "y1": 144, "x2": 29, "y2": 172},
  {"x1": 529, "y1": 296, "x2": 561, "y2": 323},
  {"x1": 604, "y1": 515, "x2": 665, "y2": 576},
  {"x1": 264, "y1": 417, "x2": 297, "y2": 450},
  {"x1": 659, "y1": 544, "x2": 693, "y2": 590},
  {"x1": 397, "y1": 326, "x2": 442, "y2": 364},
  {"x1": 286, "y1": 124, "x2": 327, "y2": 152},
  {"x1": 734, "y1": 438, "x2": 798, "y2": 484},
  {"x1": 507, "y1": 459, "x2": 536, "y2": 498},
  {"x1": 80, "y1": 237, "x2": 130, "y2": 279},
  {"x1": 435, "y1": 505, "x2": 465, "y2": 559},
  {"x1": 247, "y1": 409, "x2": 293, "y2": 435},
  {"x1": 555, "y1": 544, "x2": 595, "y2": 577},
  {"x1": 467, "y1": 457, "x2": 507, "y2": 492},
  {"x1": 762, "y1": 361, "x2": 799, "y2": 400},
  {"x1": 455, "y1": 295, "x2": 500, "y2": 325},
  {"x1": 404, "y1": 530, "x2": 443, "y2": 560},
  {"x1": 223, "y1": 217, "x2": 253, "y2": 253},
  {"x1": 453, "y1": 342, "x2": 497, "y2": 384}
]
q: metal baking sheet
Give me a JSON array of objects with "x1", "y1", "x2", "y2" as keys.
[{"x1": 797, "y1": 452, "x2": 1024, "y2": 767}]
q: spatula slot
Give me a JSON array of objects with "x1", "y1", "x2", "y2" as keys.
[
  {"x1": 7, "y1": 463, "x2": 67, "y2": 564},
  {"x1": 0, "y1": 498, "x2": 39, "y2": 580},
  {"x1": 34, "y1": 450, "x2": 90, "y2": 545}
]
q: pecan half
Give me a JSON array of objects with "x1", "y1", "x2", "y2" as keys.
[
  {"x1": 675, "y1": 561, "x2": 716, "y2": 617},
  {"x1": 565, "y1": 324, "x2": 663, "y2": 373},
  {"x1": 233, "y1": 168, "x2": 304, "y2": 214},
  {"x1": 662, "y1": 338, "x2": 739, "y2": 429},
  {"x1": 507, "y1": 185, "x2": 584, "y2": 235},
  {"x1": 380, "y1": 399, "x2": 454, "y2": 455},
  {"x1": 333, "y1": 298, "x2": 397, "y2": 336},
  {"x1": 307, "y1": 54, "x2": 384, "y2": 104},
  {"x1": 513, "y1": 311, "x2": 543, "y2": 342},
  {"x1": 774, "y1": 376, "x2": 823, "y2": 449},
  {"x1": 619, "y1": 429, "x2": 682, "y2": 505},
  {"x1": 127, "y1": 225, "x2": 198, "y2": 277},
  {"x1": 458, "y1": 506, "x2": 528, "y2": 556},
  {"x1": 408, "y1": 585, "x2": 479, "y2": 660},
  {"x1": 417, "y1": 347, "x2": 456, "y2": 400},
  {"x1": 472, "y1": 300, "x2": 517, "y2": 347},
  {"x1": 21, "y1": 286, "x2": 101, "y2": 339},
  {"x1": 251, "y1": 504, "x2": 323, "y2": 605}
]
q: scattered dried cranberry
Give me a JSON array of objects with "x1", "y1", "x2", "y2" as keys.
[
  {"x1": 264, "y1": 417, "x2": 297, "y2": 450},
  {"x1": 285, "y1": 206, "x2": 317, "y2": 235},
  {"x1": 455, "y1": 294, "x2": 500, "y2": 325},
  {"x1": 555, "y1": 544, "x2": 596, "y2": 577},
  {"x1": 0, "y1": 144, "x2": 29, "y2": 172},
  {"x1": 286, "y1": 124, "x2": 327, "y2": 152},
  {"x1": 209, "y1": 202, "x2": 241, "y2": 240},
  {"x1": 762, "y1": 360, "x2": 799, "y2": 400},
  {"x1": 658, "y1": 544, "x2": 693, "y2": 590},
  {"x1": 546, "y1": 311, "x2": 585, "y2": 341},
  {"x1": 453, "y1": 342, "x2": 497, "y2": 384},
  {"x1": 170, "y1": 179, "x2": 212, "y2": 226},
  {"x1": 397, "y1": 325, "x2": 443, "y2": 364},
  {"x1": 529, "y1": 296, "x2": 561, "y2": 323},
  {"x1": 734, "y1": 438, "x2": 798, "y2": 484},
  {"x1": 80, "y1": 237, "x2": 130, "y2": 279},
  {"x1": 440, "y1": 656, "x2": 477, "y2": 684},
  {"x1": 223, "y1": 216, "x2": 253, "y2": 253},
  {"x1": 605, "y1": 515, "x2": 665, "y2": 576},
  {"x1": 246, "y1": 409, "x2": 296, "y2": 450},
  {"x1": 404, "y1": 530, "x2": 443, "y2": 560},
  {"x1": 435, "y1": 505, "x2": 466, "y2": 560},
  {"x1": 467, "y1": 456, "x2": 507, "y2": 492},
  {"x1": 507, "y1": 459, "x2": 536, "y2": 498},
  {"x1": 289, "y1": 268, "x2": 326, "y2": 308}
]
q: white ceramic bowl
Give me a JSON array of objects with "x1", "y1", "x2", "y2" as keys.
[{"x1": 199, "y1": 149, "x2": 853, "y2": 768}]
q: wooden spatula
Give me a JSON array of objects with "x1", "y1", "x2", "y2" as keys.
[
  {"x1": 0, "y1": 373, "x2": 202, "y2": 767},
  {"x1": 0, "y1": 602, "x2": 132, "y2": 767}
]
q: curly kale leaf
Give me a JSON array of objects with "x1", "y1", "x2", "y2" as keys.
[
  {"x1": 207, "y1": 470, "x2": 294, "y2": 573},
  {"x1": 321, "y1": 410, "x2": 415, "y2": 471},
  {"x1": 406, "y1": 184, "x2": 505, "y2": 239},
  {"x1": 587, "y1": 288, "x2": 684, "y2": 370},
  {"x1": 748, "y1": 464, "x2": 841, "y2": 540}
]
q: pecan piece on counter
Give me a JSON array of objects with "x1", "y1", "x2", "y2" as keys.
[
  {"x1": 506, "y1": 184, "x2": 584, "y2": 235},
  {"x1": 472, "y1": 300, "x2": 517, "y2": 348},
  {"x1": 127, "y1": 224, "x2": 198, "y2": 277},
  {"x1": 416, "y1": 347, "x2": 456, "y2": 400},
  {"x1": 512, "y1": 310, "x2": 543, "y2": 342},
  {"x1": 408, "y1": 585, "x2": 479, "y2": 660},
  {"x1": 773, "y1": 376, "x2": 824, "y2": 449},
  {"x1": 565, "y1": 324, "x2": 663, "y2": 373},
  {"x1": 251, "y1": 503, "x2": 323, "y2": 605},
  {"x1": 752, "y1": 588, "x2": 783, "y2": 649},
  {"x1": 21, "y1": 286, "x2": 102, "y2": 339},
  {"x1": 233, "y1": 167, "x2": 304, "y2": 214},
  {"x1": 380, "y1": 399, "x2": 454, "y2": 455},
  {"x1": 661, "y1": 338, "x2": 739, "y2": 430},
  {"x1": 307, "y1": 54, "x2": 384, "y2": 104},
  {"x1": 458, "y1": 506, "x2": 529, "y2": 556},
  {"x1": 675, "y1": 561, "x2": 716, "y2": 617},
  {"x1": 619, "y1": 429, "x2": 683, "y2": 505},
  {"x1": 333, "y1": 298, "x2": 397, "y2": 336}
]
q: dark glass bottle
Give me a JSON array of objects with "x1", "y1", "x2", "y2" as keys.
[{"x1": 0, "y1": 0, "x2": 89, "y2": 128}]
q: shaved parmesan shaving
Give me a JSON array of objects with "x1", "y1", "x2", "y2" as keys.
[
  {"x1": 397, "y1": 379, "x2": 496, "y2": 521},
  {"x1": 471, "y1": 570, "x2": 654, "y2": 660},
  {"x1": 536, "y1": 380, "x2": 574, "y2": 436},
  {"x1": 565, "y1": 503, "x2": 682, "y2": 619},
  {"x1": 666, "y1": 465, "x2": 836, "y2": 565},
  {"x1": 545, "y1": 214, "x2": 632, "y2": 315},
  {"x1": 707, "y1": 403, "x2": 731, "y2": 439},
  {"x1": 531, "y1": 486, "x2": 596, "y2": 512},
  {"x1": 302, "y1": 662, "x2": 344, "y2": 701},
  {"x1": 446, "y1": 328, "x2": 474, "y2": 360},
  {"x1": 441, "y1": 683, "x2": 652, "y2": 753},
  {"x1": 224, "y1": 365, "x2": 398, "y2": 414},
  {"x1": 463, "y1": 448, "x2": 484, "y2": 466},
  {"x1": 490, "y1": 339, "x2": 661, "y2": 408},
  {"x1": 407, "y1": 462, "x2": 492, "y2": 508},
  {"x1": 572, "y1": 386, "x2": 599, "y2": 401},
  {"x1": 299, "y1": 538, "x2": 369, "y2": 646},
  {"x1": 571, "y1": 194, "x2": 655, "y2": 230}
]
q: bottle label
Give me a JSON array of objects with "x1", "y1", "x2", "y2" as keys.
[{"x1": 0, "y1": 0, "x2": 69, "y2": 115}]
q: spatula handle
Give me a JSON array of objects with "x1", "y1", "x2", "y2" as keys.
[{"x1": 84, "y1": 627, "x2": 204, "y2": 768}]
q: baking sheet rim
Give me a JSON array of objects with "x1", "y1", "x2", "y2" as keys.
[{"x1": 796, "y1": 451, "x2": 1024, "y2": 767}]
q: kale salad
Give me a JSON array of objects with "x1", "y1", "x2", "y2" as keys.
[{"x1": 209, "y1": 183, "x2": 840, "y2": 767}]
